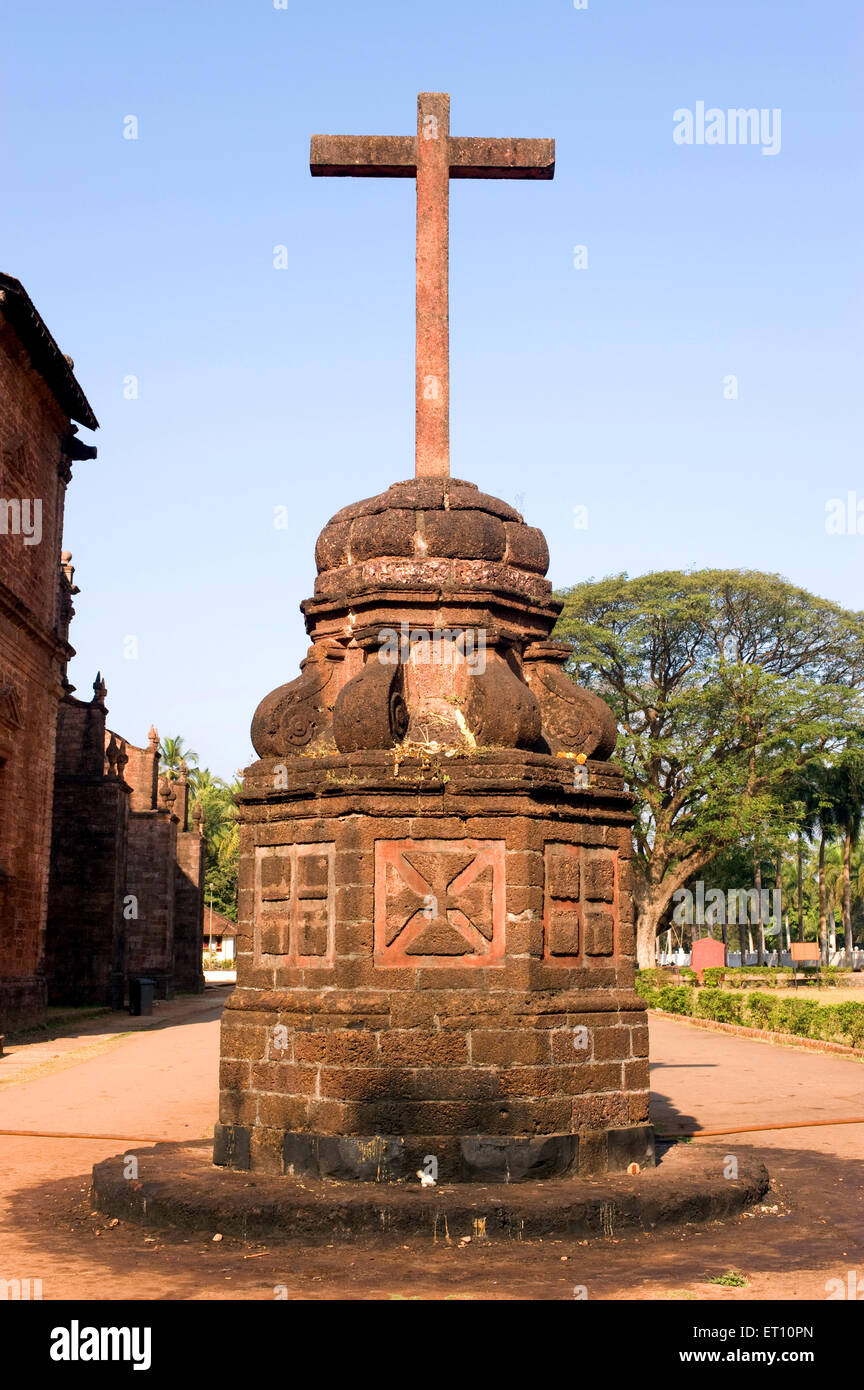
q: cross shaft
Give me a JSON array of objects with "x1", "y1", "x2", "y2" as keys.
[{"x1": 310, "y1": 93, "x2": 554, "y2": 478}]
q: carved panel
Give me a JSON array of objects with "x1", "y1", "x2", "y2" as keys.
[
  {"x1": 374, "y1": 838, "x2": 505, "y2": 968},
  {"x1": 254, "y1": 842, "x2": 335, "y2": 966},
  {"x1": 543, "y1": 844, "x2": 618, "y2": 963}
]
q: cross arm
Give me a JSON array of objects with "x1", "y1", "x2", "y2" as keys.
[
  {"x1": 310, "y1": 135, "x2": 416, "y2": 177},
  {"x1": 310, "y1": 133, "x2": 555, "y2": 180},
  {"x1": 449, "y1": 137, "x2": 555, "y2": 180}
]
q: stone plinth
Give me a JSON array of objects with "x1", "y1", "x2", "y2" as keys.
[
  {"x1": 215, "y1": 749, "x2": 651, "y2": 1180},
  {"x1": 215, "y1": 480, "x2": 653, "y2": 1182}
]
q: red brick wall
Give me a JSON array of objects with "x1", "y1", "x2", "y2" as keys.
[
  {"x1": 0, "y1": 313, "x2": 71, "y2": 1031},
  {"x1": 45, "y1": 773, "x2": 129, "y2": 1009},
  {"x1": 123, "y1": 742, "x2": 157, "y2": 813},
  {"x1": 174, "y1": 829, "x2": 205, "y2": 992},
  {"x1": 0, "y1": 318, "x2": 68, "y2": 629},
  {"x1": 126, "y1": 812, "x2": 177, "y2": 996}
]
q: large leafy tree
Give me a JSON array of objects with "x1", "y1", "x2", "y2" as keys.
[
  {"x1": 554, "y1": 570, "x2": 864, "y2": 966},
  {"x1": 194, "y1": 774, "x2": 241, "y2": 921}
]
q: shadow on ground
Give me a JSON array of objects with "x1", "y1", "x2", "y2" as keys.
[{"x1": 6, "y1": 1108, "x2": 862, "y2": 1299}]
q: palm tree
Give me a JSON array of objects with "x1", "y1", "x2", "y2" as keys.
[
  {"x1": 797, "y1": 763, "x2": 840, "y2": 964},
  {"x1": 186, "y1": 765, "x2": 226, "y2": 799},
  {"x1": 823, "y1": 751, "x2": 864, "y2": 967},
  {"x1": 194, "y1": 775, "x2": 240, "y2": 920},
  {"x1": 159, "y1": 735, "x2": 199, "y2": 781}
]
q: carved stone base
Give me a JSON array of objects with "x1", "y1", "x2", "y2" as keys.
[
  {"x1": 216, "y1": 750, "x2": 652, "y2": 1180},
  {"x1": 214, "y1": 1123, "x2": 655, "y2": 1182}
]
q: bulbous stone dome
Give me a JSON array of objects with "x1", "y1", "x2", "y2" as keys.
[
  {"x1": 312, "y1": 477, "x2": 551, "y2": 604},
  {"x1": 252, "y1": 471, "x2": 616, "y2": 763}
]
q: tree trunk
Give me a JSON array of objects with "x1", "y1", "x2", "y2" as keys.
[
  {"x1": 755, "y1": 854, "x2": 764, "y2": 966},
  {"x1": 776, "y1": 850, "x2": 784, "y2": 961},
  {"x1": 818, "y1": 832, "x2": 828, "y2": 966},
  {"x1": 843, "y1": 822, "x2": 854, "y2": 968},
  {"x1": 632, "y1": 853, "x2": 715, "y2": 969},
  {"x1": 739, "y1": 914, "x2": 747, "y2": 966},
  {"x1": 797, "y1": 832, "x2": 804, "y2": 944},
  {"x1": 636, "y1": 900, "x2": 665, "y2": 969}
]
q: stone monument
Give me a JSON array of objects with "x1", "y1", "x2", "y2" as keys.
[{"x1": 214, "y1": 94, "x2": 654, "y2": 1182}]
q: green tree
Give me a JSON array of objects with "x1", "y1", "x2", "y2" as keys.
[
  {"x1": 159, "y1": 735, "x2": 199, "y2": 781},
  {"x1": 790, "y1": 761, "x2": 842, "y2": 963},
  {"x1": 554, "y1": 570, "x2": 864, "y2": 966},
  {"x1": 823, "y1": 751, "x2": 864, "y2": 966},
  {"x1": 194, "y1": 774, "x2": 240, "y2": 921}
]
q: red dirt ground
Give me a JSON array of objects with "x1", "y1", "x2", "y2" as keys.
[{"x1": 1, "y1": 990, "x2": 861, "y2": 1300}]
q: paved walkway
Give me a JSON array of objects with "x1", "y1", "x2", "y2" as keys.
[{"x1": 0, "y1": 998, "x2": 861, "y2": 1300}]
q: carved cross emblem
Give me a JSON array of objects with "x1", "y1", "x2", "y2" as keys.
[{"x1": 374, "y1": 838, "x2": 505, "y2": 967}]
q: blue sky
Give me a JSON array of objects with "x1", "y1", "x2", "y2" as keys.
[{"x1": 2, "y1": 0, "x2": 862, "y2": 777}]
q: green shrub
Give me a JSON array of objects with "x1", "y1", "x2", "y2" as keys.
[
  {"x1": 639, "y1": 978, "x2": 864, "y2": 1048},
  {"x1": 656, "y1": 985, "x2": 694, "y2": 1015},
  {"x1": 744, "y1": 992, "x2": 777, "y2": 1029},
  {"x1": 774, "y1": 998, "x2": 820, "y2": 1036},
  {"x1": 817, "y1": 967, "x2": 844, "y2": 988},
  {"x1": 695, "y1": 988, "x2": 744, "y2": 1025},
  {"x1": 834, "y1": 1001, "x2": 864, "y2": 1047},
  {"x1": 702, "y1": 967, "x2": 726, "y2": 987},
  {"x1": 809, "y1": 1005, "x2": 837, "y2": 1043},
  {"x1": 635, "y1": 968, "x2": 663, "y2": 988},
  {"x1": 634, "y1": 977, "x2": 659, "y2": 1007}
]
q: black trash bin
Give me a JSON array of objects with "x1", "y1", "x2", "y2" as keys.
[{"x1": 129, "y1": 977, "x2": 155, "y2": 1017}]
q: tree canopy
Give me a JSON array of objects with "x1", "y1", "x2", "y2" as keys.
[
  {"x1": 554, "y1": 569, "x2": 864, "y2": 965},
  {"x1": 158, "y1": 737, "x2": 239, "y2": 921}
]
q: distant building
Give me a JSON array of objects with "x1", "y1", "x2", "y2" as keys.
[
  {"x1": 204, "y1": 907, "x2": 237, "y2": 964},
  {"x1": 0, "y1": 273, "x2": 98, "y2": 1030},
  {"x1": 0, "y1": 274, "x2": 205, "y2": 1033},
  {"x1": 45, "y1": 702, "x2": 206, "y2": 1007}
]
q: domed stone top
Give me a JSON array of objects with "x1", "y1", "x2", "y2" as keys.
[{"x1": 313, "y1": 477, "x2": 551, "y2": 604}]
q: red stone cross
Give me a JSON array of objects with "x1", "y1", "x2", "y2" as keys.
[{"x1": 311, "y1": 93, "x2": 555, "y2": 479}]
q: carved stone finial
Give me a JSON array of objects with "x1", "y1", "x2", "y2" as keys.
[
  {"x1": 157, "y1": 776, "x2": 177, "y2": 814},
  {"x1": 522, "y1": 641, "x2": 617, "y2": 760},
  {"x1": 93, "y1": 672, "x2": 107, "y2": 705},
  {"x1": 105, "y1": 731, "x2": 120, "y2": 776},
  {"x1": 178, "y1": 759, "x2": 188, "y2": 782},
  {"x1": 148, "y1": 724, "x2": 159, "y2": 750}
]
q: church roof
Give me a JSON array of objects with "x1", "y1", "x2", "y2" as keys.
[{"x1": 0, "y1": 272, "x2": 99, "y2": 431}]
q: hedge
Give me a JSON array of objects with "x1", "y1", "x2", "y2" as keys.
[
  {"x1": 634, "y1": 977, "x2": 864, "y2": 1048},
  {"x1": 700, "y1": 966, "x2": 845, "y2": 989},
  {"x1": 636, "y1": 967, "x2": 698, "y2": 988}
]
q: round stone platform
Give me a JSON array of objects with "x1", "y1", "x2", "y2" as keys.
[{"x1": 91, "y1": 1140, "x2": 769, "y2": 1243}]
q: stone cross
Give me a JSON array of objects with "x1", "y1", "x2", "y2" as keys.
[{"x1": 311, "y1": 93, "x2": 554, "y2": 479}]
